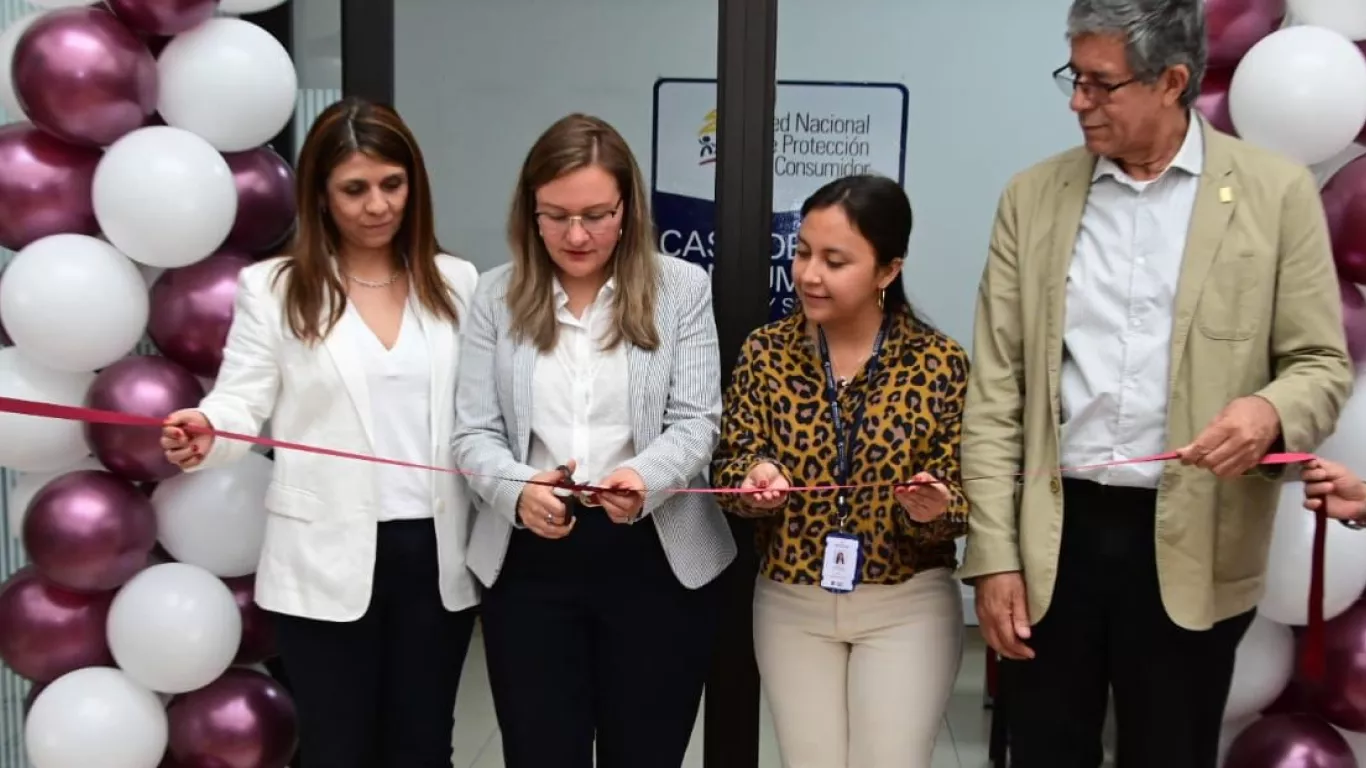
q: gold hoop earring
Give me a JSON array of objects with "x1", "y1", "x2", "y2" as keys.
[{"x1": 878, "y1": 289, "x2": 885, "y2": 309}]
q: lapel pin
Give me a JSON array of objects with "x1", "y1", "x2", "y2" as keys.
[{"x1": 1219, "y1": 186, "x2": 1233, "y2": 204}]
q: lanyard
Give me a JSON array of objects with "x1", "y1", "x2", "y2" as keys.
[{"x1": 817, "y1": 316, "x2": 889, "y2": 527}]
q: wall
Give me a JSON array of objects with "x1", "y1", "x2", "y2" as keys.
[{"x1": 396, "y1": 0, "x2": 1082, "y2": 624}]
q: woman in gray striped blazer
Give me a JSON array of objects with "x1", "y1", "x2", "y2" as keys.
[{"x1": 451, "y1": 113, "x2": 736, "y2": 768}]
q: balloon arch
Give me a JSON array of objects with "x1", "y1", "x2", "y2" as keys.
[{"x1": 0, "y1": 1, "x2": 302, "y2": 766}]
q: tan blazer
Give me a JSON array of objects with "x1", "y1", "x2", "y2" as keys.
[{"x1": 957, "y1": 118, "x2": 1354, "y2": 631}]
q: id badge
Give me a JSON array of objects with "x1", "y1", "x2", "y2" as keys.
[{"x1": 820, "y1": 532, "x2": 862, "y2": 594}]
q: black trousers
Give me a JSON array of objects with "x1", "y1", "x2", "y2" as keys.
[
  {"x1": 1003, "y1": 479, "x2": 1254, "y2": 768},
  {"x1": 270, "y1": 518, "x2": 477, "y2": 768},
  {"x1": 482, "y1": 504, "x2": 723, "y2": 768}
]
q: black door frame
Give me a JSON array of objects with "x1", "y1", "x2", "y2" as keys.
[{"x1": 336, "y1": 1, "x2": 779, "y2": 763}]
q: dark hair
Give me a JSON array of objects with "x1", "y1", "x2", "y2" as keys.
[
  {"x1": 275, "y1": 96, "x2": 457, "y2": 344},
  {"x1": 800, "y1": 174, "x2": 928, "y2": 326}
]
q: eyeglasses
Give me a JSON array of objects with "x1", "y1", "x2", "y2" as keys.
[
  {"x1": 1052, "y1": 64, "x2": 1139, "y2": 104},
  {"x1": 535, "y1": 200, "x2": 622, "y2": 236}
]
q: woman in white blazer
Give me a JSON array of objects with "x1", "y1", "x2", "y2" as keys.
[
  {"x1": 159, "y1": 97, "x2": 480, "y2": 768},
  {"x1": 451, "y1": 113, "x2": 736, "y2": 768}
]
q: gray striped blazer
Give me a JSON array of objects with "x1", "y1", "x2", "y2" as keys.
[{"x1": 452, "y1": 255, "x2": 737, "y2": 590}]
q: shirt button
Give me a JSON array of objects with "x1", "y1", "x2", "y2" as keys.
[{"x1": 1050, "y1": 477, "x2": 1061, "y2": 494}]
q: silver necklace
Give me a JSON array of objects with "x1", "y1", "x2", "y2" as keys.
[{"x1": 344, "y1": 269, "x2": 403, "y2": 288}]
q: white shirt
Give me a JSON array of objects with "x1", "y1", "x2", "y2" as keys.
[
  {"x1": 342, "y1": 300, "x2": 434, "y2": 520},
  {"x1": 1060, "y1": 114, "x2": 1204, "y2": 488},
  {"x1": 528, "y1": 278, "x2": 635, "y2": 486}
]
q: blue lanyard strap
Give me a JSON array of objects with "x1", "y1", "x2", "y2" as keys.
[{"x1": 817, "y1": 316, "x2": 890, "y2": 526}]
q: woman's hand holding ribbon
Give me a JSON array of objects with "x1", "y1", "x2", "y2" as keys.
[
  {"x1": 741, "y1": 462, "x2": 790, "y2": 510},
  {"x1": 597, "y1": 467, "x2": 646, "y2": 524},
  {"x1": 160, "y1": 409, "x2": 214, "y2": 470},
  {"x1": 518, "y1": 460, "x2": 577, "y2": 539},
  {"x1": 894, "y1": 471, "x2": 950, "y2": 522}
]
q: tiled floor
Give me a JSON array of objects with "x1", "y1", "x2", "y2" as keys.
[{"x1": 450, "y1": 622, "x2": 1002, "y2": 768}]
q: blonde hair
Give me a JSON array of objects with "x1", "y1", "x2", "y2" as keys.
[{"x1": 506, "y1": 113, "x2": 659, "y2": 353}]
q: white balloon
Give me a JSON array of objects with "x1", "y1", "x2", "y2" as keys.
[
  {"x1": 1259, "y1": 481, "x2": 1366, "y2": 625},
  {"x1": 0, "y1": 234, "x2": 148, "y2": 372},
  {"x1": 6, "y1": 455, "x2": 103, "y2": 532},
  {"x1": 1335, "y1": 726, "x2": 1366, "y2": 763},
  {"x1": 217, "y1": 0, "x2": 288, "y2": 13},
  {"x1": 152, "y1": 452, "x2": 272, "y2": 578},
  {"x1": 1229, "y1": 26, "x2": 1366, "y2": 165},
  {"x1": 1290, "y1": 0, "x2": 1366, "y2": 40},
  {"x1": 0, "y1": 348, "x2": 95, "y2": 472},
  {"x1": 24, "y1": 666, "x2": 167, "y2": 768},
  {"x1": 157, "y1": 18, "x2": 298, "y2": 152},
  {"x1": 93, "y1": 126, "x2": 237, "y2": 269},
  {"x1": 1223, "y1": 615, "x2": 1295, "y2": 722},
  {"x1": 0, "y1": 11, "x2": 41, "y2": 119},
  {"x1": 107, "y1": 562, "x2": 242, "y2": 694}
]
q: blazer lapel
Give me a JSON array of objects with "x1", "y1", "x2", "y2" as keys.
[
  {"x1": 1045, "y1": 152, "x2": 1095, "y2": 423},
  {"x1": 415, "y1": 305, "x2": 455, "y2": 465},
  {"x1": 512, "y1": 341, "x2": 537, "y2": 462},
  {"x1": 322, "y1": 314, "x2": 378, "y2": 451},
  {"x1": 1169, "y1": 125, "x2": 1237, "y2": 378},
  {"x1": 627, "y1": 344, "x2": 651, "y2": 450}
]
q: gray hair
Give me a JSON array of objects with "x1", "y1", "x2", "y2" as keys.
[{"x1": 1066, "y1": 0, "x2": 1206, "y2": 107}]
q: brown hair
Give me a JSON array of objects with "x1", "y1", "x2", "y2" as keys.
[
  {"x1": 506, "y1": 113, "x2": 659, "y2": 352},
  {"x1": 274, "y1": 97, "x2": 458, "y2": 343}
]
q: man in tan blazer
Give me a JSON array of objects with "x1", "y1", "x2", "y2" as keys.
[{"x1": 958, "y1": 1, "x2": 1354, "y2": 766}]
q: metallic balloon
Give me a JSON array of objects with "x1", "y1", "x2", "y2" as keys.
[
  {"x1": 223, "y1": 147, "x2": 297, "y2": 255},
  {"x1": 1322, "y1": 156, "x2": 1366, "y2": 285},
  {"x1": 107, "y1": 0, "x2": 219, "y2": 37},
  {"x1": 1195, "y1": 67, "x2": 1237, "y2": 137},
  {"x1": 0, "y1": 122, "x2": 103, "y2": 251},
  {"x1": 224, "y1": 575, "x2": 276, "y2": 666},
  {"x1": 11, "y1": 7, "x2": 158, "y2": 147},
  {"x1": 0, "y1": 565, "x2": 116, "y2": 683},
  {"x1": 85, "y1": 355, "x2": 206, "y2": 482},
  {"x1": 1315, "y1": 596, "x2": 1366, "y2": 731},
  {"x1": 1341, "y1": 281, "x2": 1366, "y2": 366},
  {"x1": 1205, "y1": 0, "x2": 1287, "y2": 70},
  {"x1": 148, "y1": 252, "x2": 253, "y2": 379},
  {"x1": 166, "y1": 667, "x2": 299, "y2": 768},
  {"x1": 1223, "y1": 713, "x2": 1355, "y2": 768},
  {"x1": 21, "y1": 469, "x2": 158, "y2": 593}
]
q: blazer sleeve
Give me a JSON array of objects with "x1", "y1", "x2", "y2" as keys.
[
  {"x1": 1253, "y1": 166, "x2": 1355, "y2": 453},
  {"x1": 620, "y1": 268, "x2": 723, "y2": 517},
  {"x1": 451, "y1": 277, "x2": 539, "y2": 526},
  {"x1": 193, "y1": 268, "x2": 281, "y2": 471},
  {"x1": 958, "y1": 183, "x2": 1028, "y2": 580}
]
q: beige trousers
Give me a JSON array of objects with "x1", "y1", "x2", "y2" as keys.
[{"x1": 753, "y1": 567, "x2": 964, "y2": 768}]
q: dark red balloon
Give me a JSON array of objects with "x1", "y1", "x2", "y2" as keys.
[
  {"x1": 107, "y1": 0, "x2": 219, "y2": 37},
  {"x1": 1312, "y1": 596, "x2": 1366, "y2": 731},
  {"x1": 148, "y1": 251, "x2": 253, "y2": 379},
  {"x1": 21, "y1": 469, "x2": 158, "y2": 593},
  {"x1": 223, "y1": 147, "x2": 297, "y2": 256},
  {"x1": 1341, "y1": 281, "x2": 1366, "y2": 365},
  {"x1": 11, "y1": 7, "x2": 158, "y2": 147},
  {"x1": 84, "y1": 355, "x2": 206, "y2": 482},
  {"x1": 224, "y1": 575, "x2": 277, "y2": 666},
  {"x1": 1224, "y1": 713, "x2": 1354, "y2": 767},
  {"x1": 1322, "y1": 156, "x2": 1366, "y2": 285},
  {"x1": 1204, "y1": 0, "x2": 1286, "y2": 70},
  {"x1": 1195, "y1": 66, "x2": 1236, "y2": 137},
  {"x1": 167, "y1": 668, "x2": 299, "y2": 768},
  {"x1": 0, "y1": 565, "x2": 115, "y2": 683},
  {"x1": 0, "y1": 122, "x2": 103, "y2": 251}
]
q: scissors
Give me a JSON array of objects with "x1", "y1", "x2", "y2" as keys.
[{"x1": 551, "y1": 464, "x2": 605, "y2": 512}]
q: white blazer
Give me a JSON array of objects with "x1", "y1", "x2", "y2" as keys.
[{"x1": 190, "y1": 254, "x2": 481, "y2": 622}]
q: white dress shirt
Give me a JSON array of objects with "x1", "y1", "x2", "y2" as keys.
[
  {"x1": 528, "y1": 277, "x2": 636, "y2": 486},
  {"x1": 342, "y1": 299, "x2": 434, "y2": 520},
  {"x1": 1060, "y1": 114, "x2": 1204, "y2": 488}
]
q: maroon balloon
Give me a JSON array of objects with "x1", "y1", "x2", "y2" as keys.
[
  {"x1": 1195, "y1": 66, "x2": 1236, "y2": 137},
  {"x1": 1204, "y1": 0, "x2": 1287, "y2": 70},
  {"x1": 107, "y1": 0, "x2": 219, "y2": 37},
  {"x1": 85, "y1": 355, "x2": 206, "y2": 482},
  {"x1": 167, "y1": 668, "x2": 299, "y2": 768},
  {"x1": 21, "y1": 469, "x2": 158, "y2": 593},
  {"x1": 148, "y1": 252, "x2": 253, "y2": 378},
  {"x1": 1322, "y1": 156, "x2": 1366, "y2": 285},
  {"x1": 1311, "y1": 596, "x2": 1366, "y2": 731},
  {"x1": 224, "y1": 575, "x2": 277, "y2": 665},
  {"x1": 0, "y1": 122, "x2": 103, "y2": 251},
  {"x1": 1224, "y1": 713, "x2": 1355, "y2": 768},
  {"x1": 0, "y1": 565, "x2": 115, "y2": 684},
  {"x1": 11, "y1": 7, "x2": 158, "y2": 147},
  {"x1": 1341, "y1": 281, "x2": 1366, "y2": 366},
  {"x1": 223, "y1": 148, "x2": 298, "y2": 255}
]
